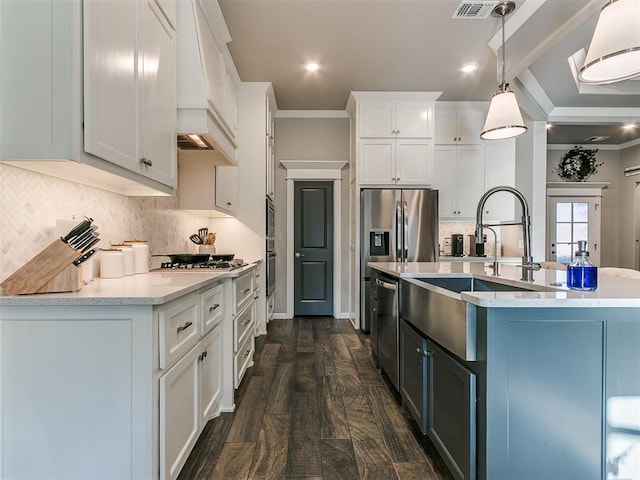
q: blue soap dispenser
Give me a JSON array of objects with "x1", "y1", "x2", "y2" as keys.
[{"x1": 566, "y1": 240, "x2": 598, "y2": 291}]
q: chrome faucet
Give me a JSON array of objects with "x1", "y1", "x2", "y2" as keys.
[{"x1": 475, "y1": 186, "x2": 539, "y2": 282}]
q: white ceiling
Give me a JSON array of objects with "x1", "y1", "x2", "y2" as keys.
[{"x1": 218, "y1": 0, "x2": 640, "y2": 145}]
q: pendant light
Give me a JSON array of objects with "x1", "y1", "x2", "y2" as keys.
[
  {"x1": 578, "y1": 0, "x2": 640, "y2": 84},
  {"x1": 480, "y1": 1, "x2": 528, "y2": 141}
]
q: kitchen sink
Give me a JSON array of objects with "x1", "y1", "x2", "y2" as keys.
[
  {"x1": 401, "y1": 276, "x2": 536, "y2": 362},
  {"x1": 418, "y1": 276, "x2": 535, "y2": 294}
]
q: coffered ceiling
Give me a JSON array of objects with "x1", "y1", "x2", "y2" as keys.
[{"x1": 218, "y1": 0, "x2": 640, "y2": 146}]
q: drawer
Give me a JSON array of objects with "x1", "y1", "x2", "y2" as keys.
[
  {"x1": 234, "y1": 271, "x2": 254, "y2": 314},
  {"x1": 202, "y1": 283, "x2": 224, "y2": 335},
  {"x1": 158, "y1": 295, "x2": 200, "y2": 369},
  {"x1": 234, "y1": 303, "x2": 254, "y2": 352},
  {"x1": 254, "y1": 267, "x2": 263, "y2": 290},
  {"x1": 234, "y1": 332, "x2": 254, "y2": 388}
]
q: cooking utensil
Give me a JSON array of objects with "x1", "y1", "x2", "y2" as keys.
[
  {"x1": 205, "y1": 232, "x2": 216, "y2": 245},
  {"x1": 190, "y1": 234, "x2": 203, "y2": 245},
  {"x1": 198, "y1": 228, "x2": 208, "y2": 240},
  {"x1": 73, "y1": 247, "x2": 101, "y2": 266}
]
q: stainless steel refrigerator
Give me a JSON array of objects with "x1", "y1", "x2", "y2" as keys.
[{"x1": 360, "y1": 188, "x2": 438, "y2": 331}]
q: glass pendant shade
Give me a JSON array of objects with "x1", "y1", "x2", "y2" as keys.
[
  {"x1": 578, "y1": 0, "x2": 640, "y2": 84},
  {"x1": 481, "y1": 83, "x2": 528, "y2": 140}
]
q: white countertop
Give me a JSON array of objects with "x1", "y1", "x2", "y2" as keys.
[
  {"x1": 438, "y1": 256, "x2": 521, "y2": 263},
  {"x1": 369, "y1": 262, "x2": 640, "y2": 308},
  {"x1": 0, "y1": 264, "x2": 256, "y2": 307}
]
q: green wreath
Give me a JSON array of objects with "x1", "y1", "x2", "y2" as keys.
[{"x1": 554, "y1": 146, "x2": 602, "y2": 181}]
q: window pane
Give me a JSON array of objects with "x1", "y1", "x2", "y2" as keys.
[
  {"x1": 573, "y1": 223, "x2": 588, "y2": 241},
  {"x1": 556, "y1": 244, "x2": 573, "y2": 264},
  {"x1": 556, "y1": 203, "x2": 572, "y2": 222},
  {"x1": 573, "y1": 203, "x2": 589, "y2": 222},
  {"x1": 557, "y1": 223, "x2": 572, "y2": 243}
]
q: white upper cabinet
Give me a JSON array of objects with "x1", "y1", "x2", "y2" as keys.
[
  {"x1": 483, "y1": 141, "x2": 516, "y2": 221},
  {"x1": 359, "y1": 103, "x2": 434, "y2": 138},
  {"x1": 349, "y1": 92, "x2": 441, "y2": 187},
  {"x1": 85, "y1": 0, "x2": 177, "y2": 188},
  {"x1": 0, "y1": 0, "x2": 176, "y2": 195},
  {"x1": 435, "y1": 102, "x2": 487, "y2": 145},
  {"x1": 433, "y1": 145, "x2": 485, "y2": 219},
  {"x1": 215, "y1": 166, "x2": 238, "y2": 215}
]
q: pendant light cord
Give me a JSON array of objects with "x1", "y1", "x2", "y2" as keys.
[{"x1": 501, "y1": 12, "x2": 506, "y2": 88}]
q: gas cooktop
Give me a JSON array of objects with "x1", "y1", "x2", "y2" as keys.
[{"x1": 154, "y1": 258, "x2": 246, "y2": 272}]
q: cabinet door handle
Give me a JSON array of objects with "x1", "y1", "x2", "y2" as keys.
[
  {"x1": 209, "y1": 303, "x2": 220, "y2": 312},
  {"x1": 140, "y1": 157, "x2": 153, "y2": 167},
  {"x1": 242, "y1": 288, "x2": 251, "y2": 294},
  {"x1": 244, "y1": 349, "x2": 251, "y2": 357},
  {"x1": 177, "y1": 321, "x2": 193, "y2": 333},
  {"x1": 415, "y1": 347, "x2": 422, "y2": 354},
  {"x1": 198, "y1": 350, "x2": 208, "y2": 362},
  {"x1": 227, "y1": 202, "x2": 232, "y2": 206},
  {"x1": 423, "y1": 350, "x2": 431, "y2": 357}
]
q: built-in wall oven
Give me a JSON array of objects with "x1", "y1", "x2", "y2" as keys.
[{"x1": 266, "y1": 197, "x2": 275, "y2": 297}]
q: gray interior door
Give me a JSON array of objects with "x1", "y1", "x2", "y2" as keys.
[{"x1": 294, "y1": 181, "x2": 333, "y2": 316}]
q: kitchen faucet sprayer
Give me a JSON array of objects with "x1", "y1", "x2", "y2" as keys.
[{"x1": 475, "y1": 186, "x2": 539, "y2": 281}]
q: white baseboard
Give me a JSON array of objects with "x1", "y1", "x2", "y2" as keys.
[{"x1": 272, "y1": 312, "x2": 353, "y2": 320}]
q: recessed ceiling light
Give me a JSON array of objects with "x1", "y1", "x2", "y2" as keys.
[
  {"x1": 304, "y1": 62, "x2": 320, "y2": 72},
  {"x1": 460, "y1": 63, "x2": 479, "y2": 73},
  {"x1": 623, "y1": 123, "x2": 636, "y2": 130},
  {"x1": 546, "y1": 123, "x2": 553, "y2": 130}
]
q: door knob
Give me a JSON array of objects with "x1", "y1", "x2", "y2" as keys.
[{"x1": 295, "y1": 252, "x2": 305, "y2": 258}]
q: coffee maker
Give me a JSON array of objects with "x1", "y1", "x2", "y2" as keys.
[{"x1": 451, "y1": 234, "x2": 464, "y2": 257}]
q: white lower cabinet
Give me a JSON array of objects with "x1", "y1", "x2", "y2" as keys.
[
  {"x1": 160, "y1": 342, "x2": 200, "y2": 480},
  {"x1": 232, "y1": 269, "x2": 256, "y2": 388},
  {"x1": 199, "y1": 325, "x2": 223, "y2": 423}
]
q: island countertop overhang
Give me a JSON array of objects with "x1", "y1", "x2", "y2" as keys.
[{"x1": 369, "y1": 261, "x2": 640, "y2": 308}]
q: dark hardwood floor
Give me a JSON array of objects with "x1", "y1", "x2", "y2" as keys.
[{"x1": 178, "y1": 317, "x2": 454, "y2": 480}]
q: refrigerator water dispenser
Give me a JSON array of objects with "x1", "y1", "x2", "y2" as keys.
[{"x1": 370, "y1": 231, "x2": 389, "y2": 256}]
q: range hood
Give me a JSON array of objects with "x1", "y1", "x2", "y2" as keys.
[{"x1": 176, "y1": 0, "x2": 238, "y2": 166}]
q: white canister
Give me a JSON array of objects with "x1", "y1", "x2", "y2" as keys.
[
  {"x1": 126, "y1": 240, "x2": 149, "y2": 274},
  {"x1": 112, "y1": 244, "x2": 135, "y2": 276},
  {"x1": 100, "y1": 249, "x2": 124, "y2": 278}
]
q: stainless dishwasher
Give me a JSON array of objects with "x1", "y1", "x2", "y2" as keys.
[{"x1": 376, "y1": 273, "x2": 400, "y2": 391}]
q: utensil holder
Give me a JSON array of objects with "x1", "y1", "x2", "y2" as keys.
[{"x1": 1, "y1": 239, "x2": 82, "y2": 295}]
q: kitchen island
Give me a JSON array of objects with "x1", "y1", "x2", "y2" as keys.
[
  {"x1": 0, "y1": 264, "x2": 258, "y2": 480},
  {"x1": 369, "y1": 261, "x2": 640, "y2": 480}
]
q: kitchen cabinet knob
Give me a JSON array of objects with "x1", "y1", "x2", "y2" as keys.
[
  {"x1": 209, "y1": 304, "x2": 220, "y2": 312},
  {"x1": 140, "y1": 157, "x2": 152, "y2": 167},
  {"x1": 295, "y1": 252, "x2": 305, "y2": 258},
  {"x1": 242, "y1": 288, "x2": 251, "y2": 294},
  {"x1": 242, "y1": 318, "x2": 252, "y2": 326},
  {"x1": 177, "y1": 321, "x2": 193, "y2": 333},
  {"x1": 244, "y1": 349, "x2": 251, "y2": 357},
  {"x1": 226, "y1": 202, "x2": 232, "y2": 206},
  {"x1": 424, "y1": 350, "x2": 432, "y2": 357},
  {"x1": 415, "y1": 347, "x2": 422, "y2": 354}
]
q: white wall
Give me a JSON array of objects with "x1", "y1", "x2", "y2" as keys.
[
  {"x1": 273, "y1": 117, "x2": 350, "y2": 316},
  {"x1": 618, "y1": 144, "x2": 640, "y2": 268},
  {"x1": 0, "y1": 164, "x2": 213, "y2": 282}
]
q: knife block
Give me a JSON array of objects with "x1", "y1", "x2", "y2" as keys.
[{"x1": 1, "y1": 239, "x2": 82, "y2": 295}]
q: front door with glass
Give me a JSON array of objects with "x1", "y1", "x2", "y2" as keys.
[{"x1": 547, "y1": 196, "x2": 601, "y2": 266}]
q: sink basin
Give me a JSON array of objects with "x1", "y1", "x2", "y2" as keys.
[
  {"x1": 418, "y1": 276, "x2": 535, "y2": 293},
  {"x1": 401, "y1": 276, "x2": 535, "y2": 362}
]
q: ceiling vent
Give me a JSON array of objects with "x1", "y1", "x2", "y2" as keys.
[{"x1": 452, "y1": 1, "x2": 499, "y2": 19}]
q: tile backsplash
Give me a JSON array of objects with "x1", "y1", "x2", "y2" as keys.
[
  {"x1": 439, "y1": 221, "x2": 504, "y2": 257},
  {"x1": 0, "y1": 164, "x2": 211, "y2": 281}
]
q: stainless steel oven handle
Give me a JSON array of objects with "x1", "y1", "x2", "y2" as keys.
[{"x1": 376, "y1": 279, "x2": 397, "y2": 290}]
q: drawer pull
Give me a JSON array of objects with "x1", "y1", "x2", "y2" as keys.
[
  {"x1": 176, "y1": 321, "x2": 193, "y2": 333},
  {"x1": 242, "y1": 318, "x2": 252, "y2": 326},
  {"x1": 209, "y1": 303, "x2": 220, "y2": 313},
  {"x1": 254, "y1": 295, "x2": 259, "y2": 300},
  {"x1": 199, "y1": 350, "x2": 208, "y2": 362},
  {"x1": 242, "y1": 288, "x2": 251, "y2": 294},
  {"x1": 244, "y1": 349, "x2": 251, "y2": 357}
]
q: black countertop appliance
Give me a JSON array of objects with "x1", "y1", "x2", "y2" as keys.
[{"x1": 451, "y1": 233, "x2": 464, "y2": 257}]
